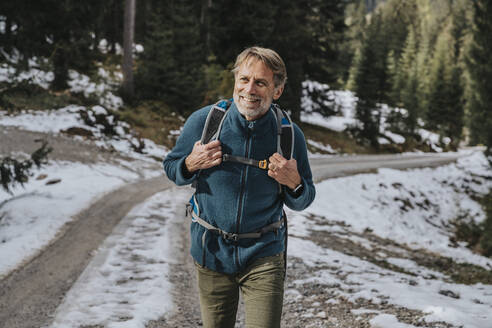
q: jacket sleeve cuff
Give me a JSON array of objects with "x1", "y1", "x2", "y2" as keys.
[
  {"x1": 283, "y1": 177, "x2": 313, "y2": 211},
  {"x1": 175, "y1": 157, "x2": 198, "y2": 185},
  {"x1": 286, "y1": 181, "x2": 304, "y2": 198}
]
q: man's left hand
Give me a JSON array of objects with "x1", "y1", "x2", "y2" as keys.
[{"x1": 267, "y1": 153, "x2": 301, "y2": 190}]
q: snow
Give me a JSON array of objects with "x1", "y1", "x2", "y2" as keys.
[
  {"x1": 301, "y1": 81, "x2": 358, "y2": 133},
  {"x1": 68, "y1": 68, "x2": 123, "y2": 110},
  {"x1": 0, "y1": 161, "x2": 143, "y2": 278},
  {"x1": 0, "y1": 105, "x2": 86, "y2": 133},
  {"x1": 307, "y1": 139, "x2": 337, "y2": 155},
  {"x1": 50, "y1": 188, "x2": 188, "y2": 328},
  {"x1": 289, "y1": 235, "x2": 492, "y2": 328},
  {"x1": 0, "y1": 53, "x2": 123, "y2": 110},
  {"x1": 370, "y1": 314, "x2": 417, "y2": 328},
  {"x1": 300, "y1": 80, "x2": 455, "y2": 151},
  {"x1": 286, "y1": 151, "x2": 492, "y2": 328},
  {"x1": 0, "y1": 106, "x2": 168, "y2": 162},
  {"x1": 293, "y1": 151, "x2": 492, "y2": 268},
  {"x1": 0, "y1": 56, "x2": 54, "y2": 88}
]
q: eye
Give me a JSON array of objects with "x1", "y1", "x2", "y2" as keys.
[{"x1": 256, "y1": 81, "x2": 266, "y2": 87}]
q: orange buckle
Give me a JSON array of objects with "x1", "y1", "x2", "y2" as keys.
[{"x1": 259, "y1": 160, "x2": 268, "y2": 170}]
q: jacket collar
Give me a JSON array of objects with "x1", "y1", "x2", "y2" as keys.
[{"x1": 228, "y1": 101, "x2": 277, "y2": 137}]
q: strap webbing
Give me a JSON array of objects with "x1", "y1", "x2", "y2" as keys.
[
  {"x1": 222, "y1": 154, "x2": 268, "y2": 170},
  {"x1": 186, "y1": 204, "x2": 284, "y2": 242}
]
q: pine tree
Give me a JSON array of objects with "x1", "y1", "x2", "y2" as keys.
[
  {"x1": 444, "y1": 65, "x2": 464, "y2": 148},
  {"x1": 414, "y1": 30, "x2": 432, "y2": 124},
  {"x1": 466, "y1": 0, "x2": 492, "y2": 153},
  {"x1": 135, "y1": 0, "x2": 206, "y2": 115},
  {"x1": 353, "y1": 11, "x2": 387, "y2": 147},
  {"x1": 426, "y1": 33, "x2": 451, "y2": 131},
  {"x1": 0, "y1": 141, "x2": 52, "y2": 193},
  {"x1": 1, "y1": 1, "x2": 104, "y2": 90},
  {"x1": 342, "y1": 0, "x2": 367, "y2": 86},
  {"x1": 400, "y1": 64, "x2": 420, "y2": 135},
  {"x1": 426, "y1": 28, "x2": 464, "y2": 148},
  {"x1": 346, "y1": 48, "x2": 362, "y2": 92},
  {"x1": 385, "y1": 50, "x2": 398, "y2": 106},
  {"x1": 397, "y1": 29, "x2": 421, "y2": 135}
]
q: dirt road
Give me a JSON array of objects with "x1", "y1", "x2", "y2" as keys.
[{"x1": 0, "y1": 127, "x2": 468, "y2": 327}]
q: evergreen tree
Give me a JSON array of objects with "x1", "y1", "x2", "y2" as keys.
[
  {"x1": 385, "y1": 50, "x2": 398, "y2": 106},
  {"x1": 135, "y1": 0, "x2": 205, "y2": 115},
  {"x1": 400, "y1": 64, "x2": 420, "y2": 135},
  {"x1": 0, "y1": 141, "x2": 52, "y2": 193},
  {"x1": 466, "y1": 0, "x2": 492, "y2": 153},
  {"x1": 444, "y1": 65, "x2": 464, "y2": 148},
  {"x1": 426, "y1": 33, "x2": 451, "y2": 131},
  {"x1": 344, "y1": 0, "x2": 367, "y2": 91},
  {"x1": 353, "y1": 11, "x2": 387, "y2": 147},
  {"x1": 398, "y1": 29, "x2": 421, "y2": 134},
  {"x1": 346, "y1": 48, "x2": 362, "y2": 92},
  {"x1": 0, "y1": 1, "x2": 104, "y2": 89},
  {"x1": 414, "y1": 30, "x2": 432, "y2": 124},
  {"x1": 426, "y1": 29, "x2": 464, "y2": 148}
]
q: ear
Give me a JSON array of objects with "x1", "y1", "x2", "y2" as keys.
[{"x1": 273, "y1": 85, "x2": 284, "y2": 100}]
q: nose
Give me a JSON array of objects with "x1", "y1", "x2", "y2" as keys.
[{"x1": 244, "y1": 80, "x2": 256, "y2": 94}]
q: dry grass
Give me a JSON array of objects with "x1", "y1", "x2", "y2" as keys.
[{"x1": 118, "y1": 100, "x2": 185, "y2": 150}]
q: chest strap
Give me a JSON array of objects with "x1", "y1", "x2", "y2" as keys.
[
  {"x1": 222, "y1": 154, "x2": 268, "y2": 170},
  {"x1": 186, "y1": 203, "x2": 284, "y2": 242}
]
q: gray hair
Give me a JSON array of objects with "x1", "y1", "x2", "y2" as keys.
[{"x1": 232, "y1": 47, "x2": 287, "y2": 87}]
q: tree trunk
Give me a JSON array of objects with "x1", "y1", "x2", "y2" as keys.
[
  {"x1": 52, "y1": 36, "x2": 69, "y2": 91},
  {"x1": 200, "y1": 0, "x2": 213, "y2": 56},
  {"x1": 122, "y1": 0, "x2": 136, "y2": 100}
]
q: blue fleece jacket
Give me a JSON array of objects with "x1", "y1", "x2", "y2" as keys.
[{"x1": 163, "y1": 102, "x2": 315, "y2": 274}]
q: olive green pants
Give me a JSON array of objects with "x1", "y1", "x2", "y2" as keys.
[{"x1": 195, "y1": 253, "x2": 285, "y2": 328}]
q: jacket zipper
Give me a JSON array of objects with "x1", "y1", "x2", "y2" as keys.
[{"x1": 235, "y1": 126, "x2": 252, "y2": 270}]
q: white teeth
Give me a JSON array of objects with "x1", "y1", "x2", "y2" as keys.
[{"x1": 241, "y1": 96, "x2": 260, "y2": 102}]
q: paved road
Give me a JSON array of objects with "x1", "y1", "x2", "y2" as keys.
[
  {"x1": 310, "y1": 152, "x2": 464, "y2": 182},
  {"x1": 0, "y1": 146, "x2": 469, "y2": 328}
]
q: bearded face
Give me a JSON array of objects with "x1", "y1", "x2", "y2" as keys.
[{"x1": 233, "y1": 59, "x2": 283, "y2": 121}]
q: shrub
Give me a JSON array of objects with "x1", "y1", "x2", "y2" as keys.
[{"x1": 0, "y1": 141, "x2": 52, "y2": 193}]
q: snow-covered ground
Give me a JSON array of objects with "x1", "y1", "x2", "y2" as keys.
[
  {"x1": 0, "y1": 68, "x2": 167, "y2": 279},
  {"x1": 50, "y1": 188, "x2": 187, "y2": 328},
  {"x1": 39, "y1": 152, "x2": 492, "y2": 328},
  {"x1": 285, "y1": 150, "x2": 492, "y2": 328},
  {"x1": 0, "y1": 50, "x2": 123, "y2": 110},
  {"x1": 0, "y1": 160, "x2": 159, "y2": 278},
  {"x1": 1, "y1": 60, "x2": 492, "y2": 327},
  {"x1": 0, "y1": 105, "x2": 167, "y2": 162}
]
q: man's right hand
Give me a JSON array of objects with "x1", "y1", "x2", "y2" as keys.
[{"x1": 184, "y1": 140, "x2": 222, "y2": 173}]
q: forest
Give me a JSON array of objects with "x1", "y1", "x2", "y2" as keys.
[{"x1": 0, "y1": 0, "x2": 491, "y2": 153}]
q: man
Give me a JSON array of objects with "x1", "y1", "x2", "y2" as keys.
[{"x1": 163, "y1": 47, "x2": 315, "y2": 327}]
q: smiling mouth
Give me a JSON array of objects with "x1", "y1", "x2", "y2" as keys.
[{"x1": 240, "y1": 95, "x2": 261, "y2": 104}]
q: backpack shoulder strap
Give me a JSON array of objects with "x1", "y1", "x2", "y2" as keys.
[
  {"x1": 201, "y1": 99, "x2": 232, "y2": 144},
  {"x1": 271, "y1": 103, "x2": 294, "y2": 160}
]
